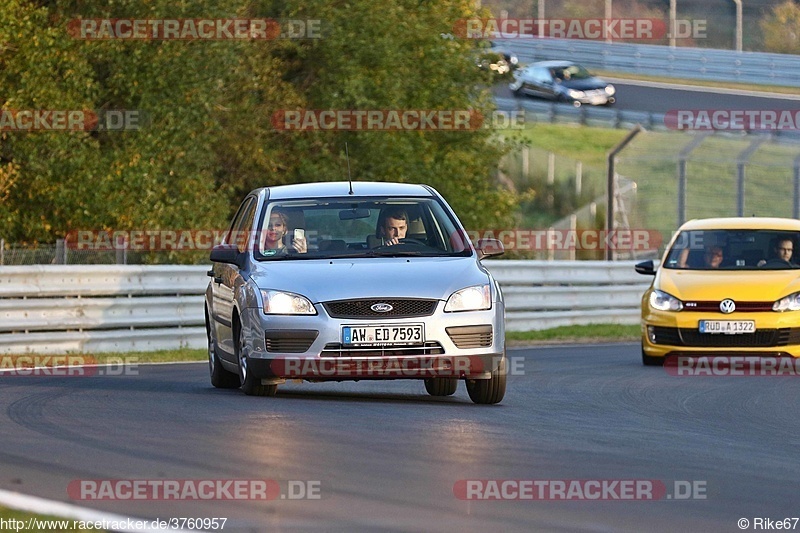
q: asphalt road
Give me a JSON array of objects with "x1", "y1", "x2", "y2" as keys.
[{"x1": 3, "y1": 344, "x2": 800, "y2": 532}]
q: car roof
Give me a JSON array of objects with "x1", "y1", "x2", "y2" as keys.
[
  {"x1": 257, "y1": 181, "x2": 436, "y2": 201},
  {"x1": 530, "y1": 60, "x2": 577, "y2": 68},
  {"x1": 677, "y1": 217, "x2": 800, "y2": 231}
]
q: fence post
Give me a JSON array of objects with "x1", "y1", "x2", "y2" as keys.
[
  {"x1": 575, "y1": 161, "x2": 582, "y2": 197},
  {"x1": 606, "y1": 125, "x2": 643, "y2": 260},
  {"x1": 0, "y1": 238, "x2": 4, "y2": 265},
  {"x1": 794, "y1": 154, "x2": 800, "y2": 219},
  {"x1": 55, "y1": 239, "x2": 66, "y2": 264}
]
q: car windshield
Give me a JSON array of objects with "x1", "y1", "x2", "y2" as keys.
[
  {"x1": 663, "y1": 229, "x2": 800, "y2": 270},
  {"x1": 551, "y1": 65, "x2": 592, "y2": 81},
  {"x1": 254, "y1": 196, "x2": 472, "y2": 260}
]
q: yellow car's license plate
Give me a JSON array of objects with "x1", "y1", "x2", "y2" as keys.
[{"x1": 698, "y1": 320, "x2": 755, "y2": 335}]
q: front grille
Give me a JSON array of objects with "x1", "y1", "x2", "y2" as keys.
[
  {"x1": 446, "y1": 325, "x2": 493, "y2": 349},
  {"x1": 324, "y1": 299, "x2": 437, "y2": 319},
  {"x1": 265, "y1": 330, "x2": 318, "y2": 353},
  {"x1": 651, "y1": 327, "x2": 800, "y2": 348},
  {"x1": 683, "y1": 301, "x2": 774, "y2": 312},
  {"x1": 320, "y1": 342, "x2": 444, "y2": 357},
  {"x1": 679, "y1": 329, "x2": 778, "y2": 348}
]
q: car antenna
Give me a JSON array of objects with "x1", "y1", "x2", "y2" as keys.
[{"x1": 346, "y1": 142, "x2": 354, "y2": 195}]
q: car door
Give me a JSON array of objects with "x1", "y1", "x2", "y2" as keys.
[
  {"x1": 537, "y1": 68, "x2": 559, "y2": 100},
  {"x1": 210, "y1": 196, "x2": 257, "y2": 361}
]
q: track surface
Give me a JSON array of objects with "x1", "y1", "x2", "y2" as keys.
[
  {"x1": 494, "y1": 80, "x2": 800, "y2": 114},
  {"x1": 2, "y1": 344, "x2": 800, "y2": 532}
]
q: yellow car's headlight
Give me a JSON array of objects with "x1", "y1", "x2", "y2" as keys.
[
  {"x1": 649, "y1": 290, "x2": 683, "y2": 312},
  {"x1": 773, "y1": 292, "x2": 800, "y2": 312}
]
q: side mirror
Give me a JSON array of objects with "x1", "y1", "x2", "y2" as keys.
[
  {"x1": 476, "y1": 238, "x2": 504, "y2": 260},
  {"x1": 210, "y1": 243, "x2": 246, "y2": 269},
  {"x1": 635, "y1": 260, "x2": 656, "y2": 276}
]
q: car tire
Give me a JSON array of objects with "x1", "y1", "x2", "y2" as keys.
[
  {"x1": 234, "y1": 315, "x2": 278, "y2": 397},
  {"x1": 641, "y1": 347, "x2": 665, "y2": 367},
  {"x1": 206, "y1": 308, "x2": 240, "y2": 389},
  {"x1": 466, "y1": 354, "x2": 506, "y2": 404},
  {"x1": 424, "y1": 377, "x2": 458, "y2": 396}
]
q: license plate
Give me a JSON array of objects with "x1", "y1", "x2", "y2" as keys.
[
  {"x1": 342, "y1": 324, "x2": 424, "y2": 346},
  {"x1": 698, "y1": 320, "x2": 755, "y2": 334}
]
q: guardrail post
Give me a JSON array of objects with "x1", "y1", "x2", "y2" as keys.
[
  {"x1": 575, "y1": 161, "x2": 582, "y2": 196},
  {"x1": 0, "y1": 238, "x2": 4, "y2": 265}
]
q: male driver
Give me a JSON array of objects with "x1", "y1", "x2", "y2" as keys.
[{"x1": 379, "y1": 208, "x2": 408, "y2": 246}]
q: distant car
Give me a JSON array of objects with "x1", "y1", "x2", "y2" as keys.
[
  {"x1": 477, "y1": 41, "x2": 519, "y2": 76},
  {"x1": 509, "y1": 60, "x2": 615, "y2": 106},
  {"x1": 636, "y1": 217, "x2": 800, "y2": 366},
  {"x1": 205, "y1": 181, "x2": 507, "y2": 403}
]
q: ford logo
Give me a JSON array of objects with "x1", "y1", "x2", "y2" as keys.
[
  {"x1": 719, "y1": 299, "x2": 736, "y2": 314},
  {"x1": 371, "y1": 303, "x2": 393, "y2": 313}
]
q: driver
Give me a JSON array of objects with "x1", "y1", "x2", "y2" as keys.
[
  {"x1": 758, "y1": 238, "x2": 794, "y2": 266},
  {"x1": 378, "y1": 208, "x2": 408, "y2": 246}
]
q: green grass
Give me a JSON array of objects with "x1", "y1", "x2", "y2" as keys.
[
  {"x1": 0, "y1": 506, "x2": 104, "y2": 532},
  {"x1": 506, "y1": 324, "x2": 640, "y2": 343}
]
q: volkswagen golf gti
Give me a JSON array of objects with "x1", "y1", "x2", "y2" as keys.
[
  {"x1": 636, "y1": 217, "x2": 800, "y2": 366},
  {"x1": 205, "y1": 181, "x2": 507, "y2": 403}
]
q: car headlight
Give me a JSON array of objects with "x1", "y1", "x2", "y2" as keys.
[
  {"x1": 261, "y1": 290, "x2": 316, "y2": 315},
  {"x1": 567, "y1": 89, "x2": 585, "y2": 99},
  {"x1": 445, "y1": 284, "x2": 491, "y2": 312},
  {"x1": 773, "y1": 292, "x2": 800, "y2": 312},
  {"x1": 649, "y1": 290, "x2": 683, "y2": 312},
  {"x1": 605, "y1": 84, "x2": 615, "y2": 96}
]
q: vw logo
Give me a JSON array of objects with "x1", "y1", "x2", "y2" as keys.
[
  {"x1": 719, "y1": 299, "x2": 736, "y2": 314},
  {"x1": 370, "y1": 303, "x2": 394, "y2": 313}
]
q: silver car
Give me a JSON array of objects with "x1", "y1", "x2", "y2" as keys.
[{"x1": 205, "y1": 181, "x2": 507, "y2": 404}]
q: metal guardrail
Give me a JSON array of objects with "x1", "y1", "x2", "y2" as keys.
[
  {"x1": 0, "y1": 262, "x2": 651, "y2": 354},
  {"x1": 494, "y1": 37, "x2": 800, "y2": 88},
  {"x1": 495, "y1": 96, "x2": 668, "y2": 131}
]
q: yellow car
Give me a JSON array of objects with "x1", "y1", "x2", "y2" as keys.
[{"x1": 636, "y1": 217, "x2": 800, "y2": 365}]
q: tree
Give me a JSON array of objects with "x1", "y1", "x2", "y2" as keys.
[{"x1": 761, "y1": 0, "x2": 800, "y2": 54}]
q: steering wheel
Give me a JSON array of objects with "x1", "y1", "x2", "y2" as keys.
[{"x1": 763, "y1": 258, "x2": 794, "y2": 267}]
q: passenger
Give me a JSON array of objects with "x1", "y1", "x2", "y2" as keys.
[
  {"x1": 262, "y1": 209, "x2": 307, "y2": 253},
  {"x1": 703, "y1": 245, "x2": 724, "y2": 268}
]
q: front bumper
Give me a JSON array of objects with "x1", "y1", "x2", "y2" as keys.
[
  {"x1": 240, "y1": 301, "x2": 505, "y2": 381},
  {"x1": 641, "y1": 308, "x2": 800, "y2": 359}
]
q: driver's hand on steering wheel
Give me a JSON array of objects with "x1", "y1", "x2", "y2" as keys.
[{"x1": 384, "y1": 237, "x2": 400, "y2": 246}]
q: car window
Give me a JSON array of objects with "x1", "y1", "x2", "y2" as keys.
[
  {"x1": 226, "y1": 197, "x2": 257, "y2": 253},
  {"x1": 664, "y1": 229, "x2": 800, "y2": 270},
  {"x1": 254, "y1": 197, "x2": 472, "y2": 260}
]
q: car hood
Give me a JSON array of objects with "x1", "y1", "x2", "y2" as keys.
[
  {"x1": 657, "y1": 269, "x2": 800, "y2": 301},
  {"x1": 250, "y1": 257, "x2": 492, "y2": 302},
  {"x1": 560, "y1": 77, "x2": 608, "y2": 91}
]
